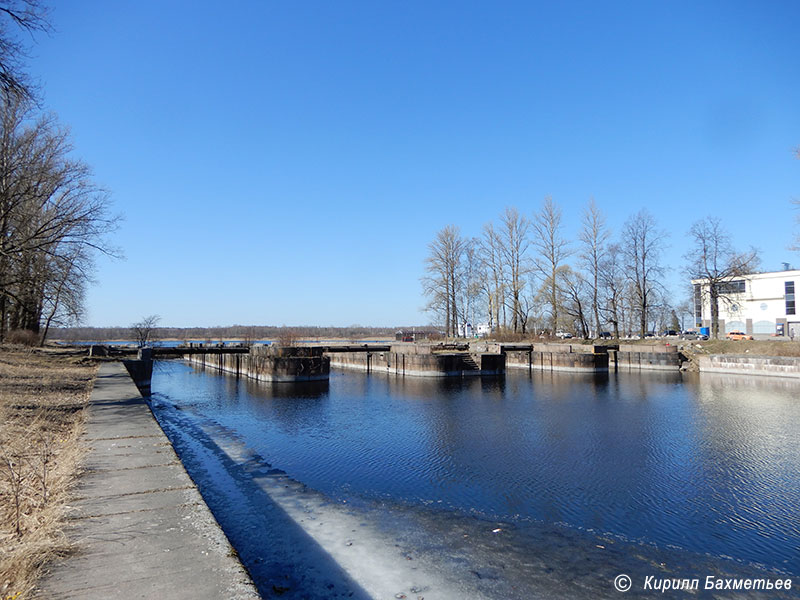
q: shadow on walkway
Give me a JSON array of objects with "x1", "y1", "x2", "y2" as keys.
[{"x1": 151, "y1": 400, "x2": 373, "y2": 600}]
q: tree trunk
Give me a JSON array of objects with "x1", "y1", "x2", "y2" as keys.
[{"x1": 710, "y1": 287, "x2": 720, "y2": 339}]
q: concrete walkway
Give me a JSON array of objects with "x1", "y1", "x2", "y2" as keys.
[{"x1": 36, "y1": 362, "x2": 259, "y2": 599}]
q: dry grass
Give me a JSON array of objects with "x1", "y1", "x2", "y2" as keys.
[
  {"x1": 576, "y1": 337, "x2": 800, "y2": 357},
  {"x1": 0, "y1": 345, "x2": 96, "y2": 599},
  {"x1": 680, "y1": 338, "x2": 800, "y2": 357}
]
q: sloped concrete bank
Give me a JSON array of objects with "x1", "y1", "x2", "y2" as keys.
[
  {"x1": 699, "y1": 354, "x2": 800, "y2": 379},
  {"x1": 36, "y1": 362, "x2": 258, "y2": 600}
]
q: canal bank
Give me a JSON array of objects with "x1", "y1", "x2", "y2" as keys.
[
  {"x1": 150, "y1": 361, "x2": 800, "y2": 599},
  {"x1": 36, "y1": 362, "x2": 258, "y2": 599},
  {"x1": 697, "y1": 354, "x2": 800, "y2": 378}
]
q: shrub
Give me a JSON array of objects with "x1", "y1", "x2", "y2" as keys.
[{"x1": 6, "y1": 329, "x2": 39, "y2": 346}]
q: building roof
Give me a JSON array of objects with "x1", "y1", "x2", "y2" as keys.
[{"x1": 691, "y1": 268, "x2": 800, "y2": 285}]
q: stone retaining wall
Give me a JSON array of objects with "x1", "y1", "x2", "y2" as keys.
[
  {"x1": 612, "y1": 344, "x2": 682, "y2": 371},
  {"x1": 698, "y1": 354, "x2": 800, "y2": 379},
  {"x1": 329, "y1": 351, "x2": 505, "y2": 377},
  {"x1": 187, "y1": 350, "x2": 330, "y2": 382},
  {"x1": 504, "y1": 349, "x2": 609, "y2": 372}
]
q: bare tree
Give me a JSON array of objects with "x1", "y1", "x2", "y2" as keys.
[
  {"x1": 276, "y1": 327, "x2": 299, "y2": 347},
  {"x1": 480, "y1": 222, "x2": 506, "y2": 332},
  {"x1": 598, "y1": 243, "x2": 624, "y2": 338},
  {"x1": 0, "y1": 1, "x2": 50, "y2": 100},
  {"x1": 685, "y1": 217, "x2": 760, "y2": 339},
  {"x1": 578, "y1": 198, "x2": 610, "y2": 337},
  {"x1": 598, "y1": 241, "x2": 644, "y2": 339},
  {"x1": 675, "y1": 297, "x2": 694, "y2": 332},
  {"x1": 532, "y1": 197, "x2": 572, "y2": 333},
  {"x1": 622, "y1": 209, "x2": 668, "y2": 337},
  {"x1": 517, "y1": 280, "x2": 541, "y2": 335},
  {"x1": 38, "y1": 246, "x2": 89, "y2": 345},
  {"x1": 458, "y1": 237, "x2": 483, "y2": 334},
  {"x1": 0, "y1": 96, "x2": 118, "y2": 341},
  {"x1": 498, "y1": 207, "x2": 531, "y2": 333},
  {"x1": 422, "y1": 225, "x2": 465, "y2": 338},
  {"x1": 131, "y1": 315, "x2": 160, "y2": 348},
  {"x1": 560, "y1": 266, "x2": 590, "y2": 338}
]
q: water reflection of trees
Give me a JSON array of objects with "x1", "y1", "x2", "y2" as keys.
[{"x1": 680, "y1": 372, "x2": 800, "y2": 564}]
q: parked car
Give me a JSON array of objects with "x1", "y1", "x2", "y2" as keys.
[
  {"x1": 660, "y1": 330, "x2": 679, "y2": 337},
  {"x1": 644, "y1": 332, "x2": 655, "y2": 338},
  {"x1": 555, "y1": 331, "x2": 573, "y2": 339},
  {"x1": 726, "y1": 330, "x2": 753, "y2": 341},
  {"x1": 598, "y1": 331, "x2": 613, "y2": 339},
  {"x1": 681, "y1": 331, "x2": 708, "y2": 341}
]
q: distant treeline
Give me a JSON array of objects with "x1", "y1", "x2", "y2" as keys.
[{"x1": 49, "y1": 325, "x2": 432, "y2": 342}]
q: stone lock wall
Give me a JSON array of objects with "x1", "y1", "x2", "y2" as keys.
[
  {"x1": 504, "y1": 344, "x2": 609, "y2": 372},
  {"x1": 187, "y1": 348, "x2": 330, "y2": 382},
  {"x1": 612, "y1": 344, "x2": 682, "y2": 371},
  {"x1": 698, "y1": 354, "x2": 800, "y2": 379},
  {"x1": 328, "y1": 351, "x2": 504, "y2": 377}
]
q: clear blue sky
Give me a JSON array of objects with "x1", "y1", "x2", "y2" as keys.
[{"x1": 28, "y1": 1, "x2": 800, "y2": 328}]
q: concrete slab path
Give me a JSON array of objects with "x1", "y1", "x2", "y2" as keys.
[{"x1": 36, "y1": 362, "x2": 260, "y2": 599}]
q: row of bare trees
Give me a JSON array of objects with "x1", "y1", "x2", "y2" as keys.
[
  {"x1": 0, "y1": 1, "x2": 116, "y2": 344},
  {"x1": 423, "y1": 198, "x2": 760, "y2": 339},
  {"x1": 50, "y1": 324, "x2": 404, "y2": 343},
  {"x1": 0, "y1": 95, "x2": 117, "y2": 344}
]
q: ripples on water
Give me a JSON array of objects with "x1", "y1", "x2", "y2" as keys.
[{"x1": 152, "y1": 361, "x2": 800, "y2": 574}]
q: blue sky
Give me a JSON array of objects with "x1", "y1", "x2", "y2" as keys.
[{"x1": 28, "y1": 1, "x2": 800, "y2": 327}]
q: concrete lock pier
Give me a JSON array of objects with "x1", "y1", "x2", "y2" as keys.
[
  {"x1": 327, "y1": 343, "x2": 505, "y2": 377},
  {"x1": 178, "y1": 341, "x2": 683, "y2": 383},
  {"x1": 476, "y1": 342, "x2": 684, "y2": 373},
  {"x1": 186, "y1": 345, "x2": 330, "y2": 382},
  {"x1": 610, "y1": 344, "x2": 682, "y2": 371},
  {"x1": 493, "y1": 343, "x2": 610, "y2": 373}
]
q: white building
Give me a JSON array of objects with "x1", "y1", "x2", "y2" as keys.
[
  {"x1": 475, "y1": 323, "x2": 492, "y2": 337},
  {"x1": 459, "y1": 322, "x2": 493, "y2": 338},
  {"x1": 691, "y1": 268, "x2": 799, "y2": 337}
]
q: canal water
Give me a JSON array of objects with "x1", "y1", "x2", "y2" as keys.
[{"x1": 150, "y1": 361, "x2": 800, "y2": 598}]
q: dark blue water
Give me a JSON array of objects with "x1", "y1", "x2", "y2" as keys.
[{"x1": 152, "y1": 361, "x2": 800, "y2": 576}]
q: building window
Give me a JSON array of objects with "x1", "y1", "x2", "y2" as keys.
[
  {"x1": 715, "y1": 280, "x2": 746, "y2": 294},
  {"x1": 693, "y1": 284, "x2": 702, "y2": 321},
  {"x1": 787, "y1": 281, "x2": 796, "y2": 315}
]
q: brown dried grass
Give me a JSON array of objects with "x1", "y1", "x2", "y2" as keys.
[
  {"x1": 682, "y1": 339, "x2": 800, "y2": 357},
  {"x1": 0, "y1": 346, "x2": 95, "y2": 599}
]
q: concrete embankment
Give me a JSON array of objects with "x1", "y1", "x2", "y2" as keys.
[
  {"x1": 187, "y1": 345, "x2": 330, "y2": 382},
  {"x1": 492, "y1": 342, "x2": 683, "y2": 373},
  {"x1": 699, "y1": 354, "x2": 800, "y2": 379},
  {"x1": 610, "y1": 344, "x2": 683, "y2": 371},
  {"x1": 497, "y1": 343, "x2": 610, "y2": 373},
  {"x1": 36, "y1": 362, "x2": 258, "y2": 600},
  {"x1": 328, "y1": 344, "x2": 505, "y2": 376}
]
